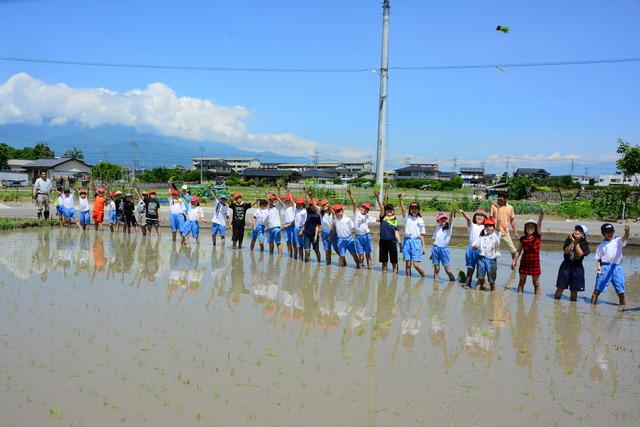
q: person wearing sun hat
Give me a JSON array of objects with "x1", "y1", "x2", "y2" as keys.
[
  {"x1": 209, "y1": 189, "x2": 231, "y2": 248},
  {"x1": 182, "y1": 196, "x2": 207, "y2": 244},
  {"x1": 459, "y1": 208, "x2": 488, "y2": 287},
  {"x1": 279, "y1": 188, "x2": 296, "y2": 257},
  {"x1": 168, "y1": 188, "x2": 187, "y2": 242},
  {"x1": 431, "y1": 209, "x2": 457, "y2": 282},
  {"x1": 331, "y1": 203, "x2": 359, "y2": 268},
  {"x1": 375, "y1": 191, "x2": 401, "y2": 273},
  {"x1": 292, "y1": 195, "x2": 308, "y2": 260},
  {"x1": 319, "y1": 198, "x2": 338, "y2": 265},
  {"x1": 555, "y1": 224, "x2": 590, "y2": 302},
  {"x1": 230, "y1": 192, "x2": 257, "y2": 249},
  {"x1": 250, "y1": 198, "x2": 269, "y2": 252},
  {"x1": 512, "y1": 208, "x2": 544, "y2": 294},
  {"x1": 472, "y1": 217, "x2": 501, "y2": 291},
  {"x1": 145, "y1": 191, "x2": 161, "y2": 236},
  {"x1": 591, "y1": 222, "x2": 631, "y2": 309},
  {"x1": 77, "y1": 188, "x2": 91, "y2": 230},
  {"x1": 347, "y1": 186, "x2": 376, "y2": 269},
  {"x1": 264, "y1": 190, "x2": 284, "y2": 255},
  {"x1": 398, "y1": 194, "x2": 427, "y2": 278},
  {"x1": 91, "y1": 186, "x2": 106, "y2": 231}
]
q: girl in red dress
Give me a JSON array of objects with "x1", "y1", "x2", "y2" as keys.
[{"x1": 513, "y1": 209, "x2": 544, "y2": 294}]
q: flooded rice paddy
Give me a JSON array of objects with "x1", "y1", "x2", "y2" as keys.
[{"x1": 1, "y1": 229, "x2": 639, "y2": 426}]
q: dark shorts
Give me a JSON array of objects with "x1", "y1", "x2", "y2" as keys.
[
  {"x1": 303, "y1": 234, "x2": 319, "y2": 251},
  {"x1": 232, "y1": 224, "x2": 245, "y2": 241},
  {"x1": 146, "y1": 216, "x2": 159, "y2": 227},
  {"x1": 556, "y1": 262, "x2": 585, "y2": 292},
  {"x1": 379, "y1": 239, "x2": 398, "y2": 264}
]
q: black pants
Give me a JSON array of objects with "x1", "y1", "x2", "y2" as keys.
[
  {"x1": 232, "y1": 223, "x2": 245, "y2": 246},
  {"x1": 379, "y1": 239, "x2": 398, "y2": 264}
]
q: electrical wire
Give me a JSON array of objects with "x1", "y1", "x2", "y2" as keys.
[{"x1": 0, "y1": 56, "x2": 639, "y2": 73}]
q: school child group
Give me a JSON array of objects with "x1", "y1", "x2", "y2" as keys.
[{"x1": 53, "y1": 184, "x2": 632, "y2": 309}]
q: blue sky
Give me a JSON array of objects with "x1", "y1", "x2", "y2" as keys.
[{"x1": 0, "y1": 0, "x2": 639, "y2": 174}]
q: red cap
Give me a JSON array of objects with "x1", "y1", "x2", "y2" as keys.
[
  {"x1": 191, "y1": 196, "x2": 200, "y2": 203},
  {"x1": 332, "y1": 204, "x2": 343, "y2": 213},
  {"x1": 233, "y1": 192, "x2": 242, "y2": 199},
  {"x1": 109, "y1": 191, "x2": 115, "y2": 197},
  {"x1": 296, "y1": 197, "x2": 306, "y2": 204},
  {"x1": 361, "y1": 202, "x2": 372, "y2": 210},
  {"x1": 149, "y1": 191, "x2": 156, "y2": 195},
  {"x1": 97, "y1": 187, "x2": 105, "y2": 193},
  {"x1": 319, "y1": 199, "x2": 329, "y2": 206},
  {"x1": 267, "y1": 193, "x2": 277, "y2": 200},
  {"x1": 141, "y1": 191, "x2": 149, "y2": 195},
  {"x1": 284, "y1": 193, "x2": 293, "y2": 201},
  {"x1": 484, "y1": 218, "x2": 496, "y2": 226},
  {"x1": 311, "y1": 198, "x2": 319, "y2": 205},
  {"x1": 171, "y1": 189, "x2": 179, "y2": 196}
]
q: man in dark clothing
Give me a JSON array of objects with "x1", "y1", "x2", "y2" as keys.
[{"x1": 229, "y1": 193, "x2": 256, "y2": 249}]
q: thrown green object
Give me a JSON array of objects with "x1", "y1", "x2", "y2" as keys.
[
  {"x1": 496, "y1": 25, "x2": 510, "y2": 33},
  {"x1": 458, "y1": 271, "x2": 467, "y2": 283}
]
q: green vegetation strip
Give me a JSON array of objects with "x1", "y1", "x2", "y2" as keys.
[{"x1": 0, "y1": 218, "x2": 58, "y2": 230}]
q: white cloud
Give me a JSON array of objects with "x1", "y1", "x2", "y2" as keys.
[{"x1": 0, "y1": 72, "x2": 364, "y2": 159}]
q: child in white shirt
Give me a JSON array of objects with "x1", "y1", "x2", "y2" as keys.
[
  {"x1": 265, "y1": 193, "x2": 284, "y2": 255},
  {"x1": 331, "y1": 204, "x2": 360, "y2": 268},
  {"x1": 472, "y1": 217, "x2": 501, "y2": 291},
  {"x1": 592, "y1": 223, "x2": 630, "y2": 309},
  {"x1": 182, "y1": 197, "x2": 207, "y2": 244},
  {"x1": 251, "y1": 199, "x2": 269, "y2": 252},
  {"x1": 347, "y1": 186, "x2": 376, "y2": 269},
  {"x1": 459, "y1": 209, "x2": 488, "y2": 287},
  {"x1": 398, "y1": 194, "x2": 426, "y2": 278},
  {"x1": 431, "y1": 210, "x2": 456, "y2": 282}
]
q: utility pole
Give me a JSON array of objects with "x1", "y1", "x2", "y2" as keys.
[
  {"x1": 570, "y1": 157, "x2": 575, "y2": 174},
  {"x1": 130, "y1": 136, "x2": 137, "y2": 180},
  {"x1": 200, "y1": 146, "x2": 204, "y2": 184},
  {"x1": 375, "y1": 0, "x2": 390, "y2": 202},
  {"x1": 453, "y1": 157, "x2": 458, "y2": 172},
  {"x1": 313, "y1": 151, "x2": 319, "y2": 169},
  {"x1": 505, "y1": 156, "x2": 510, "y2": 182}
]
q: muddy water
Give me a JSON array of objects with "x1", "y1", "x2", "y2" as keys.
[{"x1": 1, "y1": 229, "x2": 639, "y2": 426}]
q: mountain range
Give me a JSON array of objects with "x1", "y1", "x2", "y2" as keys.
[{"x1": 0, "y1": 124, "x2": 309, "y2": 167}]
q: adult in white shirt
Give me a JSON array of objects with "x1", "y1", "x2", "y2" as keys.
[{"x1": 32, "y1": 171, "x2": 53, "y2": 220}]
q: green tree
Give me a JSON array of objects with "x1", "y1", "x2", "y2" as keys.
[
  {"x1": 91, "y1": 162, "x2": 123, "y2": 182},
  {"x1": 508, "y1": 175, "x2": 533, "y2": 200},
  {"x1": 63, "y1": 146, "x2": 84, "y2": 160},
  {"x1": 18, "y1": 142, "x2": 55, "y2": 160},
  {"x1": 0, "y1": 143, "x2": 17, "y2": 169},
  {"x1": 616, "y1": 138, "x2": 640, "y2": 185}
]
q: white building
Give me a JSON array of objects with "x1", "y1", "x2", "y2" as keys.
[
  {"x1": 192, "y1": 157, "x2": 260, "y2": 173},
  {"x1": 571, "y1": 175, "x2": 591, "y2": 186},
  {"x1": 596, "y1": 174, "x2": 640, "y2": 186}
]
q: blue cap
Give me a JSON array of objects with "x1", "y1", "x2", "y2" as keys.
[{"x1": 575, "y1": 224, "x2": 588, "y2": 236}]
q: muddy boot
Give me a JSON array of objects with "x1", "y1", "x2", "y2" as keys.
[
  {"x1": 37, "y1": 212, "x2": 42, "y2": 221},
  {"x1": 44, "y1": 210, "x2": 50, "y2": 220}
]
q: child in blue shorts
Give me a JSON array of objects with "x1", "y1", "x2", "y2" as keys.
[
  {"x1": 472, "y1": 217, "x2": 500, "y2": 291},
  {"x1": 210, "y1": 192, "x2": 230, "y2": 248},
  {"x1": 331, "y1": 204, "x2": 360, "y2": 268},
  {"x1": 251, "y1": 199, "x2": 269, "y2": 252},
  {"x1": 431, "y1": 210, "x2": 456, "y2": 282},
  {"x1": 319, "y1": 199, "x2": 339, "y2": 265},
  {"x1": 182, "y1": 196, "x2": 207, "y2": 244},
  {"x1": 398, "y1": 194, "x2": 426, "y2": 278},
  {"x1": 459, "y1": 209, "x2": 487, "y2": 287},
  {"x1": 591, "y1": 223, "x2": 630, "y2": 309},
  {"x1": 293, "y1": 196, "x2": 308, "y2": 260},
  {"x1": 265, "y1": 193, "x2": 283, "y2": 255},
  {"x1": 347, "y1": 186, "x2": 376, "y2": 269},
  {"x1": 168, "y1": 189, "x2": 186, "y2": 242},
  {"x1": 281, "y1": 192, "x2": 296, "y2": 258}
]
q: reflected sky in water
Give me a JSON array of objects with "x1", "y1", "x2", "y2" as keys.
[{"x1": 0, "y1": 229, "x2": 639, "y2": 426}]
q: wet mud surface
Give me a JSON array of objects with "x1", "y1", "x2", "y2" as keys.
[{"x1": 1, "y1": 229, "x2": 639, "y2": 426}]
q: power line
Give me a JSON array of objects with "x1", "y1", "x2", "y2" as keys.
[{"x1": 0, "y1": 55, "x2": 638, "y2": 73}]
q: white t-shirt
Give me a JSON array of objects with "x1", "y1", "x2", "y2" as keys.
[
  {"x1": 283, "y1": 205, "x2": 295, "y2": 224},
  {"x1": 294, "y1": 207, "x2": 307, "y2": 228},
  {"x1": 169, "y1": 199, "x2": 185, "y2": 215},
  {"x1": 212, "y1": 201, "x2": 229, "y2": 225},
  {"x1": 187, "y1": 206, "x2": 204, "y2": 222},
  {"x1": 433, "y1": 225, "x2": 452, "y2": 247},
  {"x1": 33, "y1": 178, "x2": 52, "y2": 194},
  {"x1": 266, "y1": 203, "x2": 282, "y2": 229},
  {"x1": 334, "y1": 215, "x2": 354, "y2": 238},
  {"x1": 468, "y1": 223, "x2": 484, "y2": 246},
  {"x1": 62, "y1": 194, "x2": 75, "y2": 210},
  {"x1": 404, "y1": 215, "x2": 425, "y2": 238},
  {"x1": 253, "y1": 208, "x2": 268, "y2": 226},
  {"x1": 321, "y1": 212, "x2": 334, "y2": 232},
  {"x1": 354, "y1": 211, "x2": 376, "y2": 235},
  {"x1": 107, "y1": 200, "x2": 115, "y2": 212},
  {"x1": 595, "y1": 237, "x2": 627, "y2": 264},
  {"x1": 473, "y1": 231, "x2": 501, "y2": 259},
  {"x1": 78, "y1": 197, "x2": 90, "y2": 212}
]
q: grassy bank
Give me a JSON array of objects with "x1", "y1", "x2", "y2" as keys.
[{"x1": 0, "y1": 218, "x2": 58, "y2": 230}]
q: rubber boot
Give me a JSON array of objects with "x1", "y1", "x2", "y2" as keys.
[
  {"x1": 44, "y1": 210, "x2": 50, "y2": 220},
  {"x1": 37, "y1": 212, "x2": 42, "y2": 221}
]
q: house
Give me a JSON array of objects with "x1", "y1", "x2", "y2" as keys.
[
  {"x1": 437, "y1": 171, "x2": 457, "y2": 181},
  {"x1": 240, "y1": 168, "x2": 302, "y2": 185},
  {"x1": 8, "y1": 158, "x2": 92, "y2": 184},
  {"x1": 300, "y1": 169, "x2": 338, "y2": 185},
  {"x1": 192, "y1": 157, "x2": 260, "y2": 173},
  {"x1": 395, "y1": 164, "x2": 439, "y2": 180},
  {"x1": 514, "y1": 168, "x2": 550, "y2": 179},
  {"x1": 596, "y1": 174, "x2": 640, "y2": 187},
  {"x1": 571, "y1": 175, "x2": 591, "y2": 186},
  {"x1": 192, "y1": 159, "x2": 233, "y2": 176},
  {"x1": 0, "y1": 171, "x2": 29, "y2": 187},
  {"x1": 459, "y1": 167, "x2": 485, "y2": 187}
]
